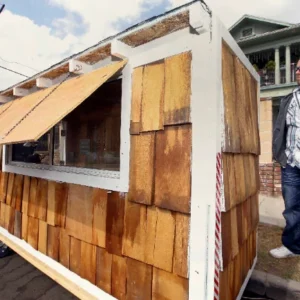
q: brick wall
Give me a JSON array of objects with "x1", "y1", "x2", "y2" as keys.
[{"x1": 260, "y1": 162, "x2": 282, "y2": 196}]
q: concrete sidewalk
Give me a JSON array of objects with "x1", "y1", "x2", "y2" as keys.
[
  {"x1": 259, "y1": 194, "x2": 285, "y2": 228},
  {"x1": 246, "y1": 270, "x2": 300, "y2": 300}
]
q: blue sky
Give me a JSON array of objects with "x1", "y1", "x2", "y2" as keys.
[
  {"x1": 4, "y1": 0, "x2": 176, "y2": 37},
  {"x1": 4, "y1": 1, "x2": 66, "y2": 27}
]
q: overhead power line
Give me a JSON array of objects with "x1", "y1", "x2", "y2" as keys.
[
  {"x1": 0, "y1": 65, "x2": 29, "y2": 78},
  {"x1": 0, "y1": 56, "x2": 39, "y2": 72}
]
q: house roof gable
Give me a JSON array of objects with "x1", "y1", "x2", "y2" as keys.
[{"x1": 229, "y1": 14, "x2": 293, "y2": 32}]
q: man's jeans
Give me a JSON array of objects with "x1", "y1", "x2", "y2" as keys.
[{"x1": 281, "y1": 164, "x2": 300, "y2": 254}]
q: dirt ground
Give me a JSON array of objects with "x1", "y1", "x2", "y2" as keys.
[{"x1": 256, "y1": 223, "x2": 300, "y2": 281}]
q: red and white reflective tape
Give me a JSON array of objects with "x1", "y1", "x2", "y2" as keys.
[{"x1": 214, "y1": 153, "x2": 223, "y2": 300}]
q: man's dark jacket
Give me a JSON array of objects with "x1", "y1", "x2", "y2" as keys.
[{"x1": 272, "y1": 93, "x2": 293, "y2": 166}]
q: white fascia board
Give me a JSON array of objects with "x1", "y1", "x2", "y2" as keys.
[
  {"x1": 111, "y1": 39, "x2": 132, "y2": 59},
  {"x1": 0, "y1": 96, "x2": 14, "y2": 103},
  {"x1": 69, "y1": 57, "x2": 113, "y2": 75},
  {"x1": 13, "y1": 86, "x2": 38, "y2": 97},
  {"x1": 36, "y1": 73, "x2": 69, "y2": 88},
  {"x1": 189, "y1": 0, "x2": 211, "y2": 34}
]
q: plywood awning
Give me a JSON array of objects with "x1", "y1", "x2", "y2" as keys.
[{"x1": 0, "y1": 60, "x2": 126, "y2": 145}]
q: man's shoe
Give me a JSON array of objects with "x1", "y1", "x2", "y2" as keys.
[
  {"x1": 269, "y1": 245, "x2": 300, "y2": 258},
  {"x1": 0, "y1": 244, "x2": 13, "y2": 258}
]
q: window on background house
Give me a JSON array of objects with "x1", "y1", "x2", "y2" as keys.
[
  {"x1": 242, "y1": 28, "x2": 253, "y2": 38},
  {"x1": 10, "y1": 79, "x2": 122, "y2": 172}
]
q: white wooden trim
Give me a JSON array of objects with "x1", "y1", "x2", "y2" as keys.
[
  {"x1": 36, "y1": 74, "x2": 69, "y2": 88},
  {"x1": 236, "y1": 256, "x2": 257, "y2": 300},
  {"x1": 130, "y1": 28, "x2": 193, "y2": 68},
  {"x1": 69, "y1": 57, "x2": 113, "y2": 74},
  {"x1": 189, "y1": 0, "x2": 211, "y2": 34},
  {"x1": 188, "y1": 5, "x2": 218, "y2": 300},
  {"x1": 0, "y1": 96, "x2": 13, "y2": 103},
  {"x1": 0, "y1": 227, "x2": 116, "y2": 300},
  {"x1": 13, "y1": 86, "x2": 38, "y2": 97}
]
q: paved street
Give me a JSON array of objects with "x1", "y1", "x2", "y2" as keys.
[{"x1": 0, "y1": 252, "x2": 77, "y2": 300}]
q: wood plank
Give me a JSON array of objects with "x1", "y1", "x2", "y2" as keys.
[
  {"x1": 233, "y1": 254, "x2": 242, "y2": 298},
  {"x1": 173, "y1": 213, "x2": 189, "y2": 278},
  {"x1": 222, "y1": 153, "x2": 236, "y2": 211},
  {"x1": 21, "y1": 214, "x2": 28, "y2": 241},
  {"x1": 0, "y1": 202, "x2": 5, "y2": 228},
  {"x1": 28, "y1": 177, "x2": 38, "y2": 217},
  {"x1": 230, "y1": 207, "x2": 239, "y2": 260},
  {"x1": 47, "y1": 225, "x2": 60, "y2": 261},
  {"x1": 27, "y1": 216, "x2": 39, "y2": 250},
  {"x1": 221, "y1": 210, "x2": 232, "y2": 268},
  {"x1": 12, "y1": 174, "x2": 24, "y2": 211},
  {"x1": 234, "y1": 57, "x2": 251, "y2": 153},
  {"x1": 80, "y1": 241, "x2": 97, "y2": 284},
  {"x1": 6, "y1": 173, "x2": 15, "y2": 206},
  {"x1": 152, "y1": 267, "x2": 188, "y2": 300},
  {"x1": 153, "y1": 208, "x2": 176, "y2": 272},
  {"x1": 164, "y1": 52, "x2": 191, "y2": 125},
  {"x1": 122, "y1": 200, "x2": 147, "y2": 262},
  {"x1": 47, "y1": 181, "x2": 56, "y2": 226},
  {"x1": 126, "y1": 258, "x2": 152, "y2": 300},
  {"x1": 130, "y1": 66, "x2": 143, "y2": 134},
  {"x1": 222, "y1": 42, "x2": 240, "y2": 152},
  {"x1": 48, "y1": 181, "x2": 68, "y2": 227},
  {"x1": 106, "y1": 192, "x2": 125, "y2": 256},
  {"x1": 0, "y1": 172, "x2": 8, "y2": 203},
  {"x1": 234, "y1": 154, "x2": 246, "y2": 205},
  {"x1": 55, "y1": 182, "x2": 68, "y2": 227},
  {"x1": 21, "y1": 176, "x2": 30, "y2": 215},
  {"x1": 59, "y1": 228, "x2": 70, "y2": 269},
  {"x1": 128, "y1": 132, "x2": 155, "y2": 205},
  {"x1": 111, "y1": 255, "x2": 127, "y2": 300},
  {"x1": 251, "y1": 193, "x2": 259, "y2": 231},
  {"x1": 14, "y1": 210, "x2": 22, "y2": 239},
  {"x1": 65, "y1": 184, "x2": 93, "y2": 244},
  {"x1": 38, "y1": 220, "x2": 48, "y2": 255},
  {"x1": 47, "y1": 181, "x2": 69, "y2": 228},
  {"x1": 70, "y1": 237, "x2": 81, "y2": 275},
  {"x1": 155, "y1": 125, "x2": 191, "y2": 214},
  {"x1": 96, "y1": 247, "x2": 112, "y2": 294},
  {"x1": 29, "y1": 179, "x2": 48, "y2": 221},
  {"x1": 145, "y1": 206, "x2": 158, "y2": 265},
  {"x1": 92, "y1": 188, "x2": 107, "y2": 248},
  {"x1": 250, "y1": 76, "x2": 260, "y2": 155},
  {"x1": 243, "y1": 68, "x2": 257, "y2": 154},
  {"x1": 5, "y1": 204, "x2": 15, "y2": 234},
  {"x1": 140, "y1": 61, "x2": 164, "y2": 132},
  {"x1": 219, "y1": 267, "x2": 230, "y2": 300}
]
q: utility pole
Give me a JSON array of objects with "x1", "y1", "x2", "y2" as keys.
[{"x1": 0, "y1": 3, "x2": 5, "y2": 15}]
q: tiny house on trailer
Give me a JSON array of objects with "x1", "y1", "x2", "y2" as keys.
[{"x1": 0, "y1": 1, "x2": 260, "y2": 299}]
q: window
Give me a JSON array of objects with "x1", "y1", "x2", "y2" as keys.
[
  {"x1": 242, "y1": 28, "x2": 253, "y2": 37},
  {"x1": 10, "y1": 79, "x2": 122, "y2": 172}
]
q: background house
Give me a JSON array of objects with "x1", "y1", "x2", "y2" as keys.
[{"x1": 230, "y1": 15, "x2": 300, "y2": 199}]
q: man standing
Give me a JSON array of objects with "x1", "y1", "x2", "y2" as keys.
[{"x1": 271, "y1": 60, "x2": 300, "y2": 258}]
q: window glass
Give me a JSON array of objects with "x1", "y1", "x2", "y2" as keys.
[
  {"x1": 54, "y1": 79, "x2": 122, "y2": 171},
  {"x1": 10, "y1": 79, "x2": 122, "y2": 171},
  {"x1": 11, "y1": 131, "x2": 51, "y2": 164}
]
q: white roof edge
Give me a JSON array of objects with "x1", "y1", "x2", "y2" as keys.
[
  {"x1": 1, "y1": 0, "x2": 204, "y2": 95},
  {"x1": 229, "y1": 14, "x2": 294, "y2": 32}
]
